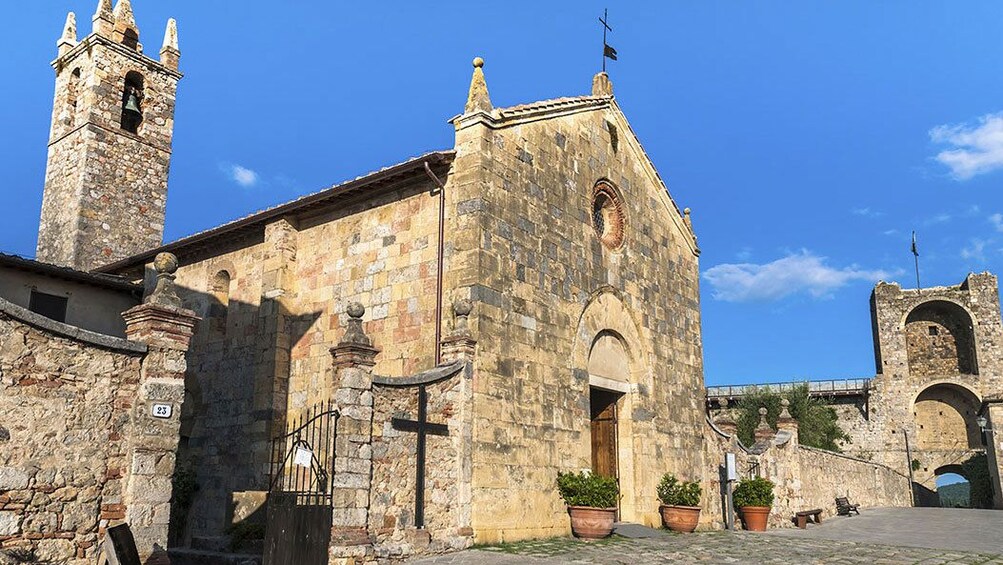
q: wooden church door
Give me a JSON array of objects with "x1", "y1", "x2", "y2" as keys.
[{"x1": 590, "y1": 387, "x2": 620, "y2": 480}]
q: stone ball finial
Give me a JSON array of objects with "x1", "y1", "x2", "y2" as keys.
[
  {"x1": 759, "y1": 407, "x2": 768, "y2": 416},
  {"x1": 472, "y1": 56, "x2": 484, "y2": 68},
  {"x1": 720, "y1": 398, "x2": 729, "y2": 409},
  {"x1": 154, "y1": 252, "x2": 179, "y2": 275},
  {"x1": 781, "y1": 398, "x2": 790, "y2": 408},
  {"x1": 346, "y1": 302, "x2": 365, "y2": 319},
  {"x1": 684, "y1": 207, "x2": 691, "y2": 215},
  {"x1": 453, "y1": 298, "x2": 473, "y2": 317}
]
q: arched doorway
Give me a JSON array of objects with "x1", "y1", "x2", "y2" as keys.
[
  {"x1": 588, "y1": 332, "x2": 630, "y2": 482},
  {"x1": 913, "y1": 383, "x2": 981, "y2": 451},
  {"x1": 905, "y1": 300, "x2": 978, "y2": 376},
  {"x1": 934, "y1": 465, "x2": 971, "y2": 508}
]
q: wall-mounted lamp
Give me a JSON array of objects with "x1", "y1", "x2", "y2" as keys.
[{"x1": 976, "y1": 415, "x2": 994, "y2": 433}]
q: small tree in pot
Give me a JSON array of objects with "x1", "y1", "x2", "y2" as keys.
[
  {"x1": 557, "y1": 471, "x2": 619, "y2": 540},
  {"x1": 656, "y1": 474, "x2": 702, "y2": 533},
  {"x1": 732, "y1": 476, "x2": 775, "y2": 531}
]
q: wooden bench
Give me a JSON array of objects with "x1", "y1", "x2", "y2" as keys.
[
  {"x1": 795, "y1": 508, "x2": 823, "y2": 529},
  {"x1": 835, "y1": 497, "x2": 860, "y2": 516}
]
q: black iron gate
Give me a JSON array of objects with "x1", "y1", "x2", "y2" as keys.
[{"x1": 263, "y1": 402, "x2": 339, "y2": 565}]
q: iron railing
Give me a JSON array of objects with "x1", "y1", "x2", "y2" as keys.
[{"x1": 707, "y1": 378, "x2": 871, "y2": 399}]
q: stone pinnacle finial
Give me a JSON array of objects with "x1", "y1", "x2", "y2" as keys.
[
  {"x1": 160, "y1": 18, "x2": 181, "y2": 69},
  {"x1": 58, "y1": 12, "x2": 77, "y2": 49},
  {"x1": 754, "y1": 406, "x2": 774, "y2": 442},
  {"x1": 779, "y1": 398, "x2": 793, "y2": 420},
  {"x1": 162, "y1": 18, "x2": 179, "y2": 51},
  {"x1": 112, "y1": 0, "x2": 138, "y2": 44},
  {"x1": 756, "y1": 407, "x2": 770, "y2": 430},
  {"x1": 93, "y1": 0, "x2": 114, "y2": 36},
  {"x1": 464, "y1": 57, "x2": 492, "y2": 114},
  {"x1": 592, "y1": 72, "x2": 613, "y2": 97},
  {"x1": 451, "y1": 298, "x2": 473, "y2": 338},
  {"x1": 147, "y1": 252, "x2": 183, "y2": 309},
  {"x1": 339, "y1": 302, "x2": 372, "y2": 347}
]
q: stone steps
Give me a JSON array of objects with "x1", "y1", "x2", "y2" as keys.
[{"x1": 168, "y1": 548, "x2": 262, "y2": 565}]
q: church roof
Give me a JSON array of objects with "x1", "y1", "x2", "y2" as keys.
[{"x1": 95, "y1": 150, "x2": 455, "y2": 275}]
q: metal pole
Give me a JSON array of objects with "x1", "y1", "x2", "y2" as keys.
[
  {"x1": 904, "y1": 429, "x2": 916, "y2": 506},
  {"x1": 602, "y1": 9, "x2": 608, "y2": 73}
]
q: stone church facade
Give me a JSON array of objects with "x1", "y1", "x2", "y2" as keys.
[{"x1": 26, "y1": 2, "x2": 709, "y2": 560}]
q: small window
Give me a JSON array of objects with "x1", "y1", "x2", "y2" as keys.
[
  {"x1": 929, "y1": 326, "x2": 939, "y2": 336},
  {"x1": 591, "y1": 181, "x2": 625, "y2": 250},
  {"x1": 209, "y1": 270, "x2": 231, "y2": 337},
  {"x1": 28, "y1": 291, "x2": 68, "y2": 323}
]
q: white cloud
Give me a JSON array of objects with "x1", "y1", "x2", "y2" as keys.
[
  {"x1": 230, "y1": 165, "x2": 259, "y2": 187},
  {"x1": 219, "y1": 163, "x2": 260, "y2": 187},
  {"x1": 990, "y1": 213, "x2": 1003, "y2": 232},
  {"x1": 930, "y1": 112, "x2": 1003, "y2": 180},
  {"x1": 961, "y1": 238, "x2": 989, "y2": 262},
  {"x1": 852, "y1": 207, "x2": 884, "y2": 218},
  {"x1": 703, "y1": 250, "x2": 893, "y2": 302},
  {"x1": 923, "y1": 213, "x2": 952, "y2": 226}
]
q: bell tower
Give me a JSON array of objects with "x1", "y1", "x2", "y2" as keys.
[{"x1": 36, "y1": 0, "x2": 182, "y2": 271}]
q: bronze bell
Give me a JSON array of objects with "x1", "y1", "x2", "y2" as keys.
[{"x1": 124, "y1": 92, "x2": 142, "y2": 116}]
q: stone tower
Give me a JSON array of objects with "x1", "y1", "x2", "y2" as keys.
[
  {"x1": 863, "y1": 273, "x2": 1003, "y2": 490},
  {"x1": 36, "y1": 0, "x2": 182, "y2": 271}
]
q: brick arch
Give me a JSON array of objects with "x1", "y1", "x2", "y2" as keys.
[
  {"x1": 911, "y1": 382, "x2": 982, "y2": 451},
  {"x1": 903, "y1": 299, "x2": 978, "y2": 376}
]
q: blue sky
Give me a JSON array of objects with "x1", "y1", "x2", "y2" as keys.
[{"x1": 3, "y1": 2, "x2": 1003, "y2": 386}]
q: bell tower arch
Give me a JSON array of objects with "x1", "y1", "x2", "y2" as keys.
[{"x1": 36, "y1": 1, "x2": 182, "y2": 271}]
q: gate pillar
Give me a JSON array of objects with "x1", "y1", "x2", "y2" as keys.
[
  {"x1": 328, "y1": 302, "x2": 380, "y2": 565},
  {"x1": 121, "y1": 253, "x2": 199, "y2": 564}
]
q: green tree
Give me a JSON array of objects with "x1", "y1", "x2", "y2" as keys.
[
  {"x1": 961, "y1": 453, "x2": 993, "y2": 509},
  {"x1": 735, "y1": 383, "x2": 851, "y2": 452}
]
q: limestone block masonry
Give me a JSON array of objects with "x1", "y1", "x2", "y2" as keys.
[
  {"x1": 37, "y1": 3, "x2": 181, "y2": 271},
  {"x1": 0, "y1": 252, "x2": 196, "y2": 565}
]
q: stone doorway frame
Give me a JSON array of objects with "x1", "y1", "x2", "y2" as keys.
[{"x1": 572, "y1": 288, "x2": 654, "y2": 525}]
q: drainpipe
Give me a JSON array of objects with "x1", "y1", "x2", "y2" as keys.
[{"x1": 424, "y1": 161, "x2": 446, "y2": 365}]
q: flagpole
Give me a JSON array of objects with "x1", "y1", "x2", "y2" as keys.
[
  {"x1": 912, "y1": 231, "x2": 921, "y2": 293},
  {"x1": 602, "y1": 9, "x2": 608, "y2": 73}
]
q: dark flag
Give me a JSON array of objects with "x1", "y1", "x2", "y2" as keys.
[
  {"x1": 604, "y1": 44, "x2": 618, "y2": 61},
  {"x1": 911, "y1": 231, "x2": 919, "y2": 257}
]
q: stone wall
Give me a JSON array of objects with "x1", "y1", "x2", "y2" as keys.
[
  {"x1": 0, "y1": 255, "x2": 195, "y2": 564},
  {"x1": 704, "y1": 415, "x2": 910, "y2": 530},
  {"x1": 0, "y1": 300, "x2": 144, "y2": 563},
  {"x1": 369, "y1": 374, "x2": 471, "y2": 559},
  {"x1": 163, "y1": 175, "x2": 445, "y2": 542}
]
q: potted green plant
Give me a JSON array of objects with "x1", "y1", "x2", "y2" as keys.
[
  {"x1": 656, "y1": 473, "x2": 702, "y2": 533},
  {"x1": 556, "y1": 471, "x2": 619, "y2": 540},
  {"x1": 732, "y1": 476, "x2": 775, "y2": 531}
]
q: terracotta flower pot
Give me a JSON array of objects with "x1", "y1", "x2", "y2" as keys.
[
  {"x1": 738, "y1": 506, "x2": 770, "y2": 531},
  {"x1": 567, "y1": 506, "x2": 616, "y2": 540},
  {"x1": 660, "y1": 504, "x2": 701, "y2": 533}
]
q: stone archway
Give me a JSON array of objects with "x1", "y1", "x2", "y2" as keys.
[
  {"x1": 913, "y1": 383, "x2": 982, "y2": 451},
  {"x1": 933, "y1": 464, "x2": 971, "y2": 508},
  {"x1": 904, "y1": 300, "x2": 978, "y2": 376},
  {"x1": 571, "y1": 289, "x2": 654, "y2": 525}
]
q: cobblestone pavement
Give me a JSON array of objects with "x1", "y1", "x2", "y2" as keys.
[{"x1": 407, "y1": 508, "x2": 1003, "y2": 565}]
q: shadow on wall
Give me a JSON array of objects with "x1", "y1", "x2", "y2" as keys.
[{"x1": 165, "y1": 282, "x2": 322, "y2": 547}]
